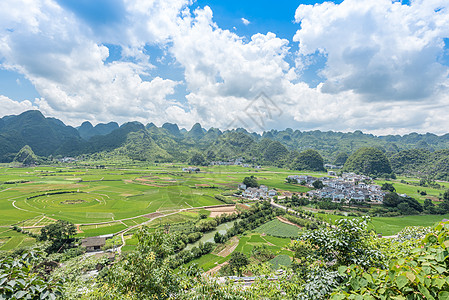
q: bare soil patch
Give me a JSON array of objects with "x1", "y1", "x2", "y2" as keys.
[
  {"x1": 277, "y1": 216, "x2": 302, "y2": 229},
  {"x1": 195, "y1": 184, "x2": 210, "y2": 187},
  {"x1": 142, "y1": 212, "x2": 163, "y2": 219},
  {"x1": 205, "y1": 262, "x2": 228, "y2": 276},
  {"x1": 135, "y1": 178, "x2": 155, "y2": 183},
  {"x1": 206, "y1": 205, "x2": 236, "y2": 217},
  {"x1": 217, "y1": 236, "x2": 239, "y2": 257},
  {"x1": 236, "y1": 203, "x2": 251, "y2": 210}
]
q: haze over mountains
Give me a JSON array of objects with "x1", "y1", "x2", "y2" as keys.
[{"x1": 2, "y1": 110, "x2": 449, "y2": 180}]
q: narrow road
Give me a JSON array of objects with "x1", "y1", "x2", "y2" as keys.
[{"x1": 116, "y1": 209, "x2": 187, "y2": 254}]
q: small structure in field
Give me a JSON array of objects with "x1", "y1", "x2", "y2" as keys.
[{"x1": 81, "y1": 237, "x2": 106, "y2": 252}]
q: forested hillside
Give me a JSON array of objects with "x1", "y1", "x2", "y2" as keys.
[{"x1": 2, "y1": 110, "x2": 449, "y2": 179}]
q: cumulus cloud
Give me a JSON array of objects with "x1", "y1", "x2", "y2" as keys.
[
  {"x1": 0, "y1": 0, "x2": 449, "y2": 134},
  {"x1": 241, "y1": 17, "x2": 250, "y2": 25},
  {"x1": 293, "y1": 0, "x2": 449, "y2": 101},
  {"x1": 0, "y1": 95, "x2": 36, "y2": 116},
  {"x1": 0, "y1": 0, "x2": 180, "y2": 126}
]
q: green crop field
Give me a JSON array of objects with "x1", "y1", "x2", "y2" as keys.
[
  {"x1": 318, "y1": 213, "x2": 449, "y2": 236},
  {"x1": 269, "y1": 254, "x2": 292, "y2": 270},
  {"x1": 254, "y1": 219, "x2": 301, "y2": 238},
  {"x1": 375, "y1": 178, "x2": 444, "y2": 203},
  {"x1": 2, "y1": 163, "x2": 449, "y2": 251},
  {"x1": 185, "y1": 232, "x2": 293, "y2": 272},
  {"x1": 0, "y1": 164, "x2": 315, "y2": 229}
]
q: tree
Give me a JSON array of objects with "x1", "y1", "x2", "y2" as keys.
[
  {"x1": 229, "y1": 252, "x2": 249, "y2": 276},
  {"x1": 91, "y1": 228, "x2": 182, "y2": 299},
  {"x1": 189, "y1": 152, "x2": 206, "y2": 166},
  {"x1": 334, "y1": 152, "x2": 349, "y2": 166},
  {"x1": 214, "y1": 232, "x2": 225, "y2": 244},
  {"x1": 343, "y1": 147, "x2": 392, "y2": 176},
  {"x1": 382, "y1": 192, "x2": 402, "y2": 208},
  {"x1": 438, "y1": 190, "x2": 449, "y2": 213},
  {"x1": 381, "y1": 182, "x2": 396, "y2": 192},
  {"x1": 312, "y1": 180, "x2": 324, "y2": 189},
  {"x1": 243, "y1": 175, "x2": 259, "y2": 188},
  {"x1": 291, "y1": 149, "x2": 325, "y2": 172},
  {"x1": 423, "y1": 198, "x2": 435, "y2": 214},
  {"x1": 40, "y1": 220, "x2": 76, "y2": 253}
]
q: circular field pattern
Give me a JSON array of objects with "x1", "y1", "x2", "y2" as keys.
[{"x1": 24, "y1": 192, "x2": 106, "y2": 211}]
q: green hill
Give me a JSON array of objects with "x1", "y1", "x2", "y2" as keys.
[{"x1": 343, "y1": 147, "x2": 392, "y2": 176}]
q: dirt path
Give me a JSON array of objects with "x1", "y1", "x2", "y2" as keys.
[
  {"x1": 205, "y1": 261, "x2": 228, "y2": 276},
  {"x1": 217, "y1": 236, "x2": 239, "y2": 257},
  {"x1": 276, "y1": 216, "x2": 302, "y2": 229}
]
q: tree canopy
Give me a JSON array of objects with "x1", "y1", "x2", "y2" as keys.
[
  {"x1": 343, "y1": 147, "x2": 392, "y2": 176},
  {"x1": 291, "y1": 149, "x2": 325, "y2": 172}
]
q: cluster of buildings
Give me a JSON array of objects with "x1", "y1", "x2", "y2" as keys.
[
  {"x1": 238, "y1": 183, "x2": 277, "y2": 200},
  {"x1": 287, "y1": 173, "x2": 386, "y2": 203},
  {"x1": 182, "y1": 167, "x2": 200, "y2": 173},
  {"x1": 210, "y1": 158, "x2": 243, "y2": 166},
  {"x1": 210, "y1": 158, "x2": 261, "y2": 169}
]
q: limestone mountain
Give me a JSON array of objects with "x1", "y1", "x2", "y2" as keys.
[
  {"x1": 13, "y1": 145, "x2": 38, "y2": 165},
  {"x1": 0, "y1": 110, "x2": 81, "y2": 162},
  {"x1": 78, "y1": 121, "x2": 118, "y2": 140}
]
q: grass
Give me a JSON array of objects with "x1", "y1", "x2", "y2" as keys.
[
  {"x1": 269, "y1": 254, "x2": 292, "y2": 270},
  {"x1": 375, "y1": 179, "x2": 445, "y2": 203},
  {"x1": 254, "y1": 219, "x2": 301, "y2": 238},
  {"x1": 79, "y1": 223, "x2": 128, "y2": 237}
]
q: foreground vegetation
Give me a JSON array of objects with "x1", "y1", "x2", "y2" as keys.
[{"x1": 2, "y1": 213, "x2": 448, "y2": 299}]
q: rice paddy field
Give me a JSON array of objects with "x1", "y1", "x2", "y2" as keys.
[
  {"x1": 2, "y1": 162, "x2": 449, "y2": 251},
  {"x1": 0, "y1": 164, "x2": 316, "y2": 226},
  {"x1": 0, "y1": 163, "x2": 315, "y2": 249}
]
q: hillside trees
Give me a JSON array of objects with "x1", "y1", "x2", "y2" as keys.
[
  {"x1": 189, "y1": 152, "x2": 206, "y2": 166},
  {"x1": 262, "y1": 140, "x2": 289, "y2": 166},
  {"x1": 40, "y1": 220, "x2": 77, "y2": 253},
  {"x1": 343, "y1": 147, "x2": 392, "y2": 176},
  {"x1": 334, "y1": 152, "x2": 348, "y2": 166},
  {"x1": 13, "y1": 145, "x2": 38, "y2": 165},
  {"x1": 292, "y1": 149, "x2": 325, "y2": 172},
  {"x1": 243, "y1": 175, "x2": 259, "y2": 188}
]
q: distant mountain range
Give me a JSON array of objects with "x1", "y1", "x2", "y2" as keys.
[{"x1": 1, "y1": 110, "x2": 449, "y2": 180}]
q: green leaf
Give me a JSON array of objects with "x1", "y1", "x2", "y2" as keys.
[
  {"x1": 405, "y1": 272, "x2": 415, "y2": 283},
  {"x1": 40, "y1": 291, "x2": 49, "y2": 299},
  {"x1": 443, "y1": 240, "x2": 449, "y2": 249},
  {"x1": 417, "y1": 284, "x2": 434, "y2": 300},
  {"x1": 434, "y1": 278, "x2": 445, "y2": 289},
  {"x1": 439, "y1": 291, "x2": 449, "y2": 299},
  {"x1": 395, "y1": 275, "x2": 408, "y2": 289},
  {"x1": 14, "y1": 291, "x2": 27, "y2": 299},
  {"x1": 338, "y1": 266, "x2": 348, "y2": 275}
]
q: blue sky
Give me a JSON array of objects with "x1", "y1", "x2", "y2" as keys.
[{"x1": 0, "y1": 0, "x2": 448, "y2": 134}]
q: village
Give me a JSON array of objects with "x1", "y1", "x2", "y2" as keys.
[
  {"x1": 238, "y1": 183, "x2": 277, "y2": 200},
  {"x1": 288, "y1": 172, "x2": 386, "y2": 203}
]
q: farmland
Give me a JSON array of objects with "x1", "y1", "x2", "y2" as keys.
[
  {"x1": 317, "y1": 212, "x2": 449, "y2": 236},
  {"x1": 0, "y1": 163, "x2": 315, "y2": 249},
  {"x1": 185, "y1": 224, "x2": 294, "y2": 272}
]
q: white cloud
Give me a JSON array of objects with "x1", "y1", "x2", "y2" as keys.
[
  {"x1": 241, "y1": 17, "x2": 250, "y2": 25},
  {"x1": 0, "y1": 0, "x2": 181, "y2": 126},
  {"x1": 0, "y1": 95, "x2": 36, "y2": 116},
  {"x1": 293, "y1": 0, "x2": 449, "y2": 101},
  {"x1": 0, "y1": 0, "x2": 449, "y2": 135}
]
